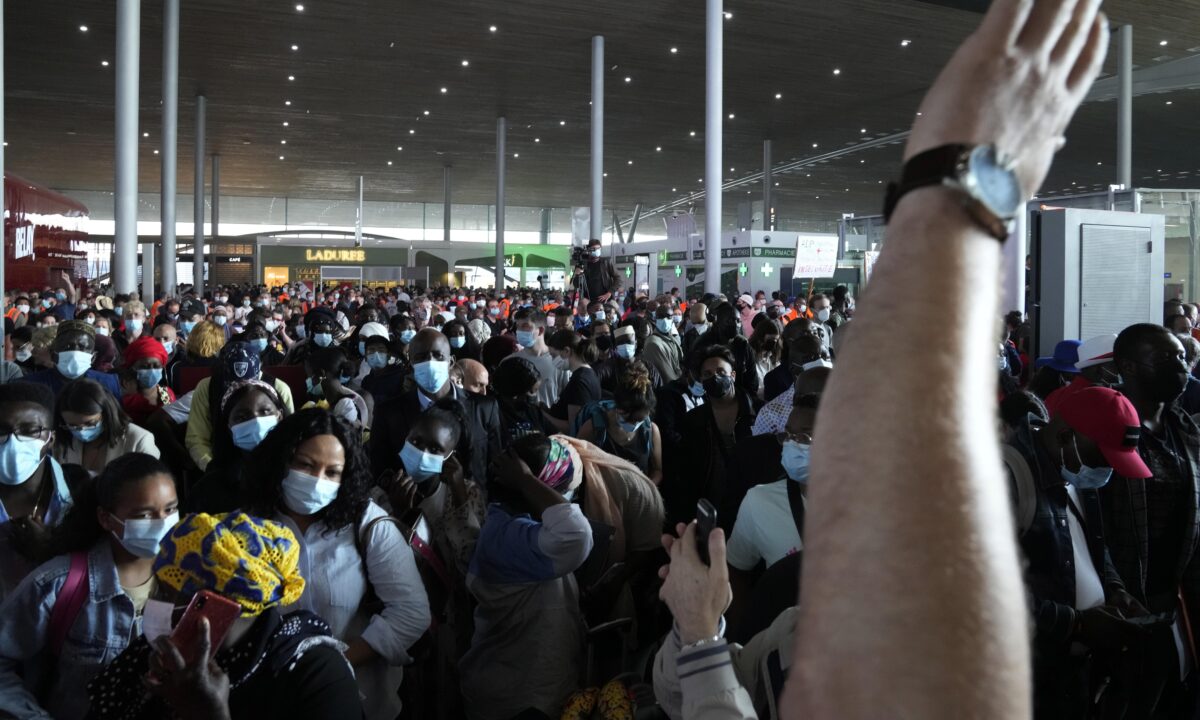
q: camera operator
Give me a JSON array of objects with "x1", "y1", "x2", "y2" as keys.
[{"x1": 571, "y1": 238, "x2": 622, "y2": 305}]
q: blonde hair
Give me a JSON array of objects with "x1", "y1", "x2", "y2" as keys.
[
  {"x1": 123, "y1": 300, "x2": 146, "y2": 317},
  {"x1": 187, "y1": 320, "x2": 227, "y2": 359}
]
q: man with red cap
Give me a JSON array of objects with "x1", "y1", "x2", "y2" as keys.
[
  {"x1": 1006, "y1": 386, "x2": 1155, "y2": 718},
  {"x1": 1043, "y1": 334, "x2": 1120, "y2": 416}
]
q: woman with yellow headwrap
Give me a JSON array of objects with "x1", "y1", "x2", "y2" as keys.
[{"x1": 85, "y1": 512, "x2": 363, "y2": 720}]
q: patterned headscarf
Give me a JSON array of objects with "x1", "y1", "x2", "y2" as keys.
[
  {"x1": 220, "y1": 379, "x2": 281, "y2": 415},
  {"x1": 153, "y1": 513, "x2": 305, "y2": 617},
  {"x1": 538, "y1": 435, "x2": 583, "y2": 493}
]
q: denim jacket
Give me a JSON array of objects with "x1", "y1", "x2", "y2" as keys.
[{"x1": 0, "y1": 540, "x2": 139, "y2": 720}]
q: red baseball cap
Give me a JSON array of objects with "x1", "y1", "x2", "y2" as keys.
[{"x1": 1055, "y1": 387, "x2": 1151, "y2": 479}]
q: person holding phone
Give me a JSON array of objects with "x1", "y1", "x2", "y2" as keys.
[
  {"x1": 86, "y1": 511, "x2": 362, "y2": 719},
  {"x1": 244, "y1": 408, "x2": 430, "y2": 720},
  {"x1": 0, "y1": 453, "x2": 178, "y2": 720}
]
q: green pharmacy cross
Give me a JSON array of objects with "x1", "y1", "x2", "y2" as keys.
[
  {"x1": 674, "y1": 265, "x2": 683, "y2": 277},
  {"x1": 761, "y1": 262, "x2": 774, "y2": 277},
  {"x1": 738, "y1": 262, "x2": 748, "y2": 277},
  {"x1": 624, "y1": 267, "x2": 632, "y2": 278}
]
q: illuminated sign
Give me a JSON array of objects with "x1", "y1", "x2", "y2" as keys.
[
  {"x1": 15, "y1": 226, "x2": 34, "y2": 260},
  {"x1": 304, "y1": 248, "x2": 366, "y2": 262}
]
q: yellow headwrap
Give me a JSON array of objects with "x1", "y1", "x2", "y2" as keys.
[{"x1": 152, "y1": 512, "x2": 305, "y2": 617}]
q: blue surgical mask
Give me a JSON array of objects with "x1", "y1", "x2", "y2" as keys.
[
  {"x1": 617, "y1": 416, "x2": 645, "y2": 433},
  {"x1": 281, "y1": 468, "x2": 340, "y2": 515},
  {"x1": 0, "y1": 435, "x2": 47, "y2": 486},
  {"x1": 782, "y1": 440, "x2": 811, "y2": 483},
  {"x1": 399, "y1": 329, "x2": 417, "y2": 343},
  {"x1": 358, "y1": 341, "x2": 367, "y2": 356},
  {"x1": 689, "y1": 381, "x2": 705, "y2": 397},
  {"x1": 111, "y1": 512, "x2": 179, "y2": 559},
  {"x1": 114, "y1": 306, "x2": 124, "y2": 317},
  {"x1": 1061, "y1": 436, "x2": 1113, "y2": 490},
  {"x1": 249, "y1": 337, "x2": 268, "y2": 354},
  {"x1": 71, "y1": 423, "x2": 104, "y2": 444},
  {"x1": 182, "y1": 320, "x2": 197, "y2": 334},
  {"x1": 136, "y1": 368, "x2": 163, "y2": 389},
  {"x1": 449, "y1": 336, "x2": 466, "y2": 349},
  {"x1": 213, "y1": 315, "x2": 228, "y2": 327},
  {"x1": 231, "y1": 415, "x2": 279, "y2": 451},
  {"x1": 488, "y1": 308, "x2": 501, "y2": 317},
  {"x1": 516, "y1": 329, "x2": 537, "y2": 348},
  {"x1": 55, "y1": 291, "x2": 66, "y2": 302},
  {"x1": 400, "y1": 441, "x2": 446, "y2": 481},
  {"x1": 615, "y1": 343, "x2": 636, "y2": 360},
  {"x1": 306, "y1": 377, "x2": 325, "y2": 398},
  {"x1": 313, "y1": 332, "x2": 333, "y2": 348},
  {"x1": 127, "y1": 318, "x2": 144, "y2": 334},
  {"x1": 366, "y1": 352, "x2": 389, "y2": 370},
  {"x1": 413, "y1": 360, "x2": 450, "y2": 394},
  {"x1": 655, "y1": 318, "x2": 673, "y2": 334},
  {"x1": 161, "y1": 340, "x2": 175, "y2": 356},
  {"x1": 339, "y1": 374, "x2": 353, "y2": 385},
  {"x1": 594, "y1": 311, "x2": 606, "y2": 321},
  {"x1": 56, "y1": 350, "x2": 93, "y2": 379}
]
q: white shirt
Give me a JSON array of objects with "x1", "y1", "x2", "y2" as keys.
[
  {"x1": 725, "y1": 479, "x2": 804, "y2": 571},
  {"x1": 1065, "y1": 486, "x2": 1105, "y2": 611}
]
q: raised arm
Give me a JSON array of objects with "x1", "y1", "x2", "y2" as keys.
[{"x1": 784, "y1": 0, "x2": 1108, "y2": 717}]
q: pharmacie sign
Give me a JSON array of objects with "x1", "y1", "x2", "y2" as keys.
[{"x1": 304, "y1": 248, "x2": 367, "y2": 262}]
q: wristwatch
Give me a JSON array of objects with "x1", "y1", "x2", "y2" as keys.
[{"x1": 883, "y1": 144, "x2": 1024, "y2": 242}]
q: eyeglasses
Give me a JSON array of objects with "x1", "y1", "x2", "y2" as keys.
[
  {"x1": 774, "y1": 431, "x2": 813, "y2": 445},
  {"x1": 63, "y1": 419, "x2": 101, "y2": 432},
  {"x1": 0, "y1": 425, "x2": 51, "y2": 443}
]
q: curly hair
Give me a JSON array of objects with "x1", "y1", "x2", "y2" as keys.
[
  {"x1": 242, "y1": 407, "x2": 371, "y2": 534},
  {"x1": 186, "y1": 320, "x2": 227, "y2": 359},
  {"x1": 614, "y1": 361, "x2": 656, "y2": 416}
]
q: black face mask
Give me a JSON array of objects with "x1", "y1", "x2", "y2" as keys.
[
  {"x1": 1136, "y1": 361, "x2": 1189, "y2": 404},
  {"x1": 595, "y1": 335, "x2": 613, "y2": 352},
  {"x1": 703, "y1": 374, "x2": 734, "y2": 398}
]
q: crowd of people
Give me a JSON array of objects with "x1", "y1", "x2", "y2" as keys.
[{"x1": 0, "y1": 0, "x2": 1138, "y2": 717}]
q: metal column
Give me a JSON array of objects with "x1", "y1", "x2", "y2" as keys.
[
  {"x1": 762, "y1": 140, "x2": 773, "y2": 231},
  {"x1": 211, "y1": 154, "x2": 220, "y2": 290},
  {"x1": 443, "y1": 166, "x2": 452, "y2": 242},
  {"x1": 113, "y1": 0, "x2": 141, "y2": 294},
  {"x1": 496, "y1": 117, "x2": 507, "y2": 289},
  {"x1": 1001, "y1": 209, "x2": 1027, "y2": 316},
  {"x1": 355, "y1": 175, "x2": 363, "y2": 247},
  {"x1": 703, "y1": 0, "x2": 723, "y2": 295},
  {"x1": 142, "y1": 243, "x2": 155, "y2": 300},
  {"x1": 160, "y1": 0, "x2": 179, "y2": 295},
  {"x1": 193, "y1": 95, "x2": 206, "y2": 297},
  {"x1": 590, "y1": 36, "x2": 604, "y2": 241},
  {"x1": 1117, "y1": 25, "x2": 1132, "y2": 189}
]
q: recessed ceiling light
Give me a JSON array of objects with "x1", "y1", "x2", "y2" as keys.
[
  {"x1": 409, "y1": 129, "x2": 415, "y2": 134},
  {"x1": 860, "y1": 159, "x2": 865, "y2": 164},
  {"x1": 689, "y1": 131, "x2": 696, "y2": 137},
  {"x1": 655, "y1": 146, "x2": 662, "y2": 152},
  {"x1": 672, "y1": 187, "x2": 677, "y2": 192},
  {"x1": 916, "y1": 111, "x2": 922, "y2": 116},
  {"x1": 832, "y1": 68, "x2": 841, "y2": 75},
  {"x1": 774, "y1": 93, "x2": 782, "y2": 100},
  {"x1": 440, "y1": 87, "x2": 447, "y2": 93},
  {"x1": 489, "y1": 25, "x2": 497, "y2": 32},
  {"x1": 514, "y1": 153, "x2": 519, "y2": 158},
  {"x1": 282, "y1": 121, "x2": 289, "y2": 127},
  {"x1": 79, "y1": 25, "x2": 88, "y2": 32},
  {"x1": 860, "y1": 128, "x2": 866, "y2": 133},
  {"x1": 603, "y1": 172, "x2": 608, "y2": 177},
  {"x1": 396, "y1": 146, "x2": 402, "y2": 151},
  {"x1": 295, "y1": 4, "x2": 303, "y2": 11},
  {"x1": 288, "y1": 75, "x2": 295, "y2": 81},
  {"x1": 153, "y1": 149, "x2": 159, "y2": 154},
  {"x1": 698, "y1": 178, "x2": 703, "y2": 182},
  {"x1": 628, "y1": 160, "x2": 634, "y2": 165},
  {"x1": 670, "y1": 47, "x2": 678, "y2": 54},
  {"x1": 142, "y1": 132, "x2": 149, "y2": 137},
  {"x1": 291, "y1": 44, "x2": 299, "y2": 51},
  {"x1": 279, "y1": 155, "x2": 285, "y2": 160},
  {"x1": 815, "y1": 196, "x2": 820, "y2": 199},
  {"x1": 900, "y1": 39, "x2": 911, "y2": 47},
  {"x1": 285, "y1": 100, "x2": 291, "y2": 106},
  {"x1": 812, "y1": 143, "x2": 818, "y2": 148},
  {"x1": 423, "y1": 110, "x2": 430, "y2": 116},
  {"x1": 729, "y1": 167, "x2": 735, "y2": 172},
  {"x1": 1161, "y1": 40, "x2": 1169, "y2": 46},
  {"x1": 728, "y1": 113, "x2": 735, "y2": 119},
  {"x1": 1167, "y1": 100, "x2": 1174, "y2": 105},
  {"x1": 559, "y1": 120, "x2": 566, "y2": 126},
  {"x1": 461, "y1": 59, "x2": 470, "y2": 67},
  {"x1": 723, "y1": 11, "x2": 732, "y2": 19},
  {"x1": 774, "y1": 182, "x2": 779, "y2": 186},
  {"x1": 101, "y1": 60, "x2": 109, "y2": 67},
  {"x1": 387, "y1": 161, "x2": 393, "y2": 166},
  {"x1": 280, "y1": 140, "x2": 287, "y2": 144}
]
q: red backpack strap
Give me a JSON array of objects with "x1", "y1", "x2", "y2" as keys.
[{"x1": 47, "y1": 551, "x2": 90, "y2": 657}]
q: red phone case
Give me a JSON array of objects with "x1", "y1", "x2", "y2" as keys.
[{"x1": 170, "y1": 590, "x2": 242, "y2": 662}]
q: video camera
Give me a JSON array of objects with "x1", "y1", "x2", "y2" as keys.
[{"x1": 570, "y1": 244, "x2": 590, "y2": 269}]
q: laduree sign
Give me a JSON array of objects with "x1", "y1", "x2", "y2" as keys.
[{"x1": 305, "y1": 248, "x2": 367, "y2": 262}]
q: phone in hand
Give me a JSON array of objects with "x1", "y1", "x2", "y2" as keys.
[
  {"x1": 170, "y1": 590, "x2": 241, "y2": 664},
  {"x1": 696, "y1": 499, "x2": 718, "y2": 566}
]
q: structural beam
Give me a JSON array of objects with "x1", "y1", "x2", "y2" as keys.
[
  {"x1": 496, "y1": 117, "x2": 507, "y2": 289},
  {"x1": 591, "y1": 36, "x2": 604, "y2": 242},
  {"x1": 443, "y1": 166, "x2": 452, "y2": 242},
  {"x1": 160, "y1": 0, "x2": 179, "y2": 295},
  {"x1": 703, "y1": 0, "x2": 723, "y2": 295},
  {"x1": 194, "y1": 95, "x2": 206, "y2": 297},
  {"x1": 1116, "y1": 24, "x2": 1133, "y2": 189},
  {"x1": 763, "y1": 140, "x2": 773, "y2": 231},
  {"x1": 113, "y1": 0, "x2": 141, "y2": 294}
]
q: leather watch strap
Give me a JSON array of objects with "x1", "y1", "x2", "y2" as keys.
[{"x1": 883, "y1": 144, "x2": 970, "y2": 222}]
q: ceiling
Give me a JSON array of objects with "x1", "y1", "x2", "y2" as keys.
[{"x1": 6, "y1": 0, "x2": 1200, "y2": 226}]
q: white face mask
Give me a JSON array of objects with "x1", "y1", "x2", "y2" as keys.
[
  {"x1": 111, "y1": 511, "x2": 179, "y2": 558},
  {"x1": 281, "y1": 468, "x2": 341, "y2": 515},
  {"x1": 816, "y1": 307, "x2": 831, "y2": 323}
]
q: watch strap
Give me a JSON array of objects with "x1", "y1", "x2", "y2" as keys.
[{"x1": 883, "y1": 144, "x2": 970, "y2": 222}]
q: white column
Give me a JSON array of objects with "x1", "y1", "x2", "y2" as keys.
[
  {"x1": 1001, "y1": 209, "x2": 1027, "y2": 316},
  {"x1": 193, "y1": 95, "x2": 206, "y2": 296},
  {"x1": 113, "y1": 0, "x2": 141, "y2": 294},
  {"x1": 496, "y1": 117, "x2": 507, "y2": 289},
  {"x1": 443, "y1": 166, "x2": 452, "y2": 242},
  {"x1": 703, "y1": 0, "x2": 723, "y2": 295},
  {"x1": 160, "y1": 0, "x2": 179, "y2": 295},
  {"x1": 210, "y1": 154, "x2": 219, "y2": 295},
  {"x1": 1117, "y1": 24, "x2": 1133, "y2": 189},
  {"x1": 591, "y1": 36, "x2": 604, "y2": 241},
  {"x1": 762, "y1": 139, "x2": 773, "y2": 231},
  {"x1": 142, "y1": 243, "x2": 155, "y2": 300},
  {"x1": 355, "y1": 175, "x2": 363, "y2": 247}
]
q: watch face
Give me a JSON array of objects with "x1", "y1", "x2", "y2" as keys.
[{"x1": 968, "y1": 145, "x2": 1023, "y2": 219}]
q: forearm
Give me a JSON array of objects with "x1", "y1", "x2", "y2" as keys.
[
  {"x1": 788, "y1": 188, "x2": 1028, "y2": 717},
  {"x1": 343, "y1": 637, "x2": 379, "y2": 667}
]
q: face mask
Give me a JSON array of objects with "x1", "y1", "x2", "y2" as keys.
[
  {"x1": 1060, "y1": 436, "x2": 1112, "y2": 490},
  {"x1": 57, "y1": 350, "x2": 93, "y2": 379},
  {"x1": 213, "y1": 315, "x2": 228, "y2": 327},
  {"x1": 816, "y1": 308, "x2": 831, "y2": 323},
  {"x1": 264, "y1": 320, "x2": 279, "y2": 333},
  {"x1": 41, "y1": 299, "x2": 52, "y2": 309},
  {"x1": 160, "y1": 340, "x2": 175, "y2": 356},
  {"x1": 488, "y1": 308, "x2": 501, "y2": 317},
  {"x1": 16, "y1": 304, "x2": 29, "y2": 314},
  {"x1": 366, "y1": 352, "x2": 389, "y2": 370},
  {"x1": 449, "y1": 336, "x2": 466, "y2": 349},
  {"x1": 339, "y1": 374, "x2": 352, "y2": 385},
  {"x1": 413, "y1": 360, "x2": 450, "y2": 394},
  {"x1": 292, "y1": 324, "x2": 306, "y2": 339},
  {"x1": 127, "y1": 318, "x2": 144, "y2": 335},
  {"x1": 217, "y1": 296, "x2": 229, "y2": 304},
  {"x1": 306, "y1": 376, "x2": 325, "y2": 398},
  {"x1": 281, "y1": 468, "x2": 341, "y2": 515},
  {"x1": 243, "y1": 299, "x2": 252, "y2": 307},
  {"x1": 249, "y1": 337, "x2": 268, "y2": 354},
  {"x1": 71, "y1": 422, "x2": 104, "y2": 443},
  {"x1": 615, "y1": 343, "x2": 636, "y2": 360},
  {"x1": 516, "y1": 329, "x2": 537, "y2": 347},
  {"x1": 142, "y1": 598, "x2": 177, "y2": 642},
  {"x1": 590, "y1": 249, "x2": 601, "y2": 258},
  {"x1": 672, "y1": 315, "x2": 683, "y2": 325},
  {"x1": 15, "y1": 346, "x2": 32, "y2": 362},
  {"x1": 136, "y1": 367, "x2": 163, "y2": 389},
  {"x1": 689, "y1": 380, "x2": 705, "y2": 397},
  {"x1": 595, "y1": 335, "x2": 613, "y2": 352},
  {"x1": 111, "y1": 511, "x2": 179, "y2": 559},
  {"x1": 703, "y1": 374, "x2": 734, "y2": 397},
  {"x1": 781, "y1": 440, "x2": 811, "y2": 483},
  {"x1": 655, "y1": 318, "x2": 673, "y2": 334},
  {"x1": 594, "y1": 311, "x2": 606, "y2": 322},
  {"x1": 231, "y1": 414, "x2": 279, "y2": 451},
  {"x1": 84, "y1": 316, "x2": 96, "y2": 325},
  {"x1": 400, "y1": 441, "x2": 446, "y2": 482},
  {"x1": 998, "y1": 354, "x2": 1009, "y2": 372},
  {"x1": 0, "y1": 435, "x2": 46, "y2": 486},
  {"x1": 399, "y1": 329, "x2": 417, "y2": 343},
  {"x1": 313, "y1": 332, "x2": 333, "y2": 348},
  {"x1": 617, "y1": 416, "x2": 645, "y2": 433},
  {"x1": 114, "y1": 306, "x2": 124, "y2": 317},
  {"x1": 180, "y1": 320, "x2": 196, "y2": 335},
  {"x1": 693, "y1": 322, "x2": 709, "y2": 335},
  {"x1": 475, "y1": 301, "x2": 485, "y2": 309},
  {"x1": 96, "y1": 326, "x2": 110, "y2": 337}
]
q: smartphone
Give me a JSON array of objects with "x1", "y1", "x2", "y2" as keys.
[
  {"x1": 696, "y1": 499, "x2": 718, "y2": 566},
  {"x1": 170, "y1": 590, "x2": 241, "y2": 663}
]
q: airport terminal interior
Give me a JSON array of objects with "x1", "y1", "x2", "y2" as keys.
[{"x1": 3, "y1": 0, "x2": 1200, "y2": 718}]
